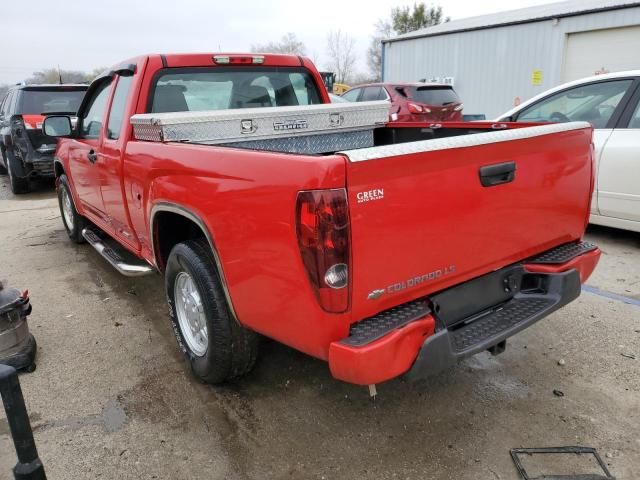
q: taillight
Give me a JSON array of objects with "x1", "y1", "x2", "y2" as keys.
[
  {"x1": 408, "y1": 102, "x2": 431, "y2": 114},
  {"x1": 21, "y1": 115, "x2": 44, "y2": 130},
  {"x1": 296, "y1": 188, "x2": 350, "y2": 313},
  {"x1": 454, "y1": 104, "x2": 464, "y2": 112}
]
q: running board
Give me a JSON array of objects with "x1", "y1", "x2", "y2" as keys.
[{"x1": 82, "y1": 228, "x2": 155, "y2": 277}]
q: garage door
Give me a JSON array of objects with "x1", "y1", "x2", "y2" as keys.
[{"x1": 563, "y1": 25, "x2": 640, "y2": 82}]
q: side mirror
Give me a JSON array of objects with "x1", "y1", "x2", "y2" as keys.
[{"x1": 43, "y1": 115, "x2": 72, "y2": 137}]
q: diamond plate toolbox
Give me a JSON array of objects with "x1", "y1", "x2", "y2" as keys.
[{"x1": 130, "y1": 100, "x2": 389, "y2": 145}]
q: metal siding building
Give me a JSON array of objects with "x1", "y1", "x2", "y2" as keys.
[{"x1": 382, "y1": 0, "x2": 640, "y2": 119}]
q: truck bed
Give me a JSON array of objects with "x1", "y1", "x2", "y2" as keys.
[{"x1": 127, "y1": 104, "x2": 593, "y2": 324}]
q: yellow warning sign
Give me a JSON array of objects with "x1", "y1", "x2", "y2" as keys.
[{"x1": 532, "y1": 70, "x2": 543, "y2": 86}]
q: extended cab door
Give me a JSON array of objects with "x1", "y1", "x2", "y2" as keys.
[
  {"x1": 99, "y1": 74, "x2": 140, "y2": 249},
  {"x1": 68, "y1": 78, "x2": 113, "y2": 223},
  {"x1": 597, "y1": 83, "x2": 640, "y2": 224}
]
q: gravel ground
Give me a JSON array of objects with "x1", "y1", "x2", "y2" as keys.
[{"x1": 0, "y1": 176, "x2": 638, "y2": 479}]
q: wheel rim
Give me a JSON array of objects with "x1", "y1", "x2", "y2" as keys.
[
  {"x1": 174, "y1": 271, "x2": 208, "y2": 357},
  {"x1": 61, "y1": 188, "x2": 75, "y2": 231}
]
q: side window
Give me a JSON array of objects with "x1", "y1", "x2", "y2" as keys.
[
  {"x1": 516, "y1": 80, "x2": 632, "y2": 128},
  {"x1": 290, "y1": 73, "x2": 314, "y2": 105},
  {"x1": 1, "y1": 92, "x2": 14, "y2": 116},
  {"x1": 80, "y1": 79, "x2": 113, "y2": 139},
  {"x1": 341, "y1": 88, "x2": 361, "y2": 102},
  {"x1": 248, "y1": 76, "x2": 276, "y2": 106},
  {"x1": 0, "y1": 94, "x2": 7, "y2": 116},
  {"x1": 9, "y1": 91, "x2": 19, "y2": 113},
  {"x1": 361, "y1": 87, "x2": 383, "y2": 102},
  {"x1": 106, "y1": 76, "x2": 133, "y2": 140},
  {"x1": 628, "y1": 100, "x2": 640, "y2": 129}
]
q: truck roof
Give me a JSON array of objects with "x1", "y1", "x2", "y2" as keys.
[{"x1": 112, "y1": 53, "x2": 310, "y2": 71}]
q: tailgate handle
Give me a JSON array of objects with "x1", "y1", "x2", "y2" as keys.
[{"x1": 479, "y1": 161, "x2": 516, "y2": 187}]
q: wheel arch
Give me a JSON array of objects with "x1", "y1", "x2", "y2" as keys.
[
  {"x1": 53, "y1": 158, "x2": 65, "y2": 178},
  {"x1": 150, "y1": 202, "x2": 240, "y2": 323}
]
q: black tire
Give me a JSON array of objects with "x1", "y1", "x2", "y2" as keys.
[
  {"x1": 6, "y1": 149, "x2": 29, "y2": 194},
  {"x1": 165, "y1": 238, "x2": 259, "y2": 384},
  {"x1": 57, "y1": 174, "x2": 86, "y2": 243}
]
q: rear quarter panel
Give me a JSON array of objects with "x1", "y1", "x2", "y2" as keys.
[{"x1": 123, "y1": 141, "x2": 349, "y2": 359}]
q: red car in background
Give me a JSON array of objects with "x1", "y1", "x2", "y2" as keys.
[{"x1": 341, "y1": 82, "x2": 463, "y2": 122}]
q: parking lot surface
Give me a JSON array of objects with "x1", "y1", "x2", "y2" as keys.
[{"x1": 0, "y1": 176, "x2": 638, "y2": 479}]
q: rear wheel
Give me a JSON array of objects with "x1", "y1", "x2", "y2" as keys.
[
  {"x1": 57, "y1": 174, "x2": 86, "y2": 243},
  {"x1": 6, "y1": 149, "x2": 29, "y2": 194},
  {"x1": 165, "y1": 238, "x2": 259, "y2": 384}
]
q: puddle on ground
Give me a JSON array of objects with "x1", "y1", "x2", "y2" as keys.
[{"x1": 29, "y1": 398, "x2": 128, "y2": 434}]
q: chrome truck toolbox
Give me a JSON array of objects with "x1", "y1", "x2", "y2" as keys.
[{"x1": 130, "y1": 101, "x2": 389, "y2": 153}]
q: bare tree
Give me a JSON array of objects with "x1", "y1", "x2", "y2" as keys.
[
  {"x1": 23, "y1": 67, "x2": 109, "y2": 85},
  {"x1": 367, "y1": 20, "x2": 393, "y2": 81},
  {"x1": 251, "y1": 33, "x2": 307, "y2": 55},
  {"x1": 308, "y1": 50, "x2": 321, "y2": 68},
  {"x1": 25, "y1": 68, "x2": 86, "y2": 84},
  {"x1": 325, "y1": 29, "x2": 357, "y2": 84}
]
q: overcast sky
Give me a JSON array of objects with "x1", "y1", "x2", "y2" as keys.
[{"x1": 1, "y1": 0, "x2": 559, "y2": 84}]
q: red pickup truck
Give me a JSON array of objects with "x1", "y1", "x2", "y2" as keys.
[{"x1": 43, "y1": 53, "x2": 601, "y2": 388}]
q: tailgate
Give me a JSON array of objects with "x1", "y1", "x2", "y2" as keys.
[{"x1": 342, "y1": 122, "x2": 594, "y2": 320}]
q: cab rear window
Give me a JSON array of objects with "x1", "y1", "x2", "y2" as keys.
[
  {"x1": 409, "y1": 86, "x2": 460, "y2": 106},
  {"x1": 150, "y1": 67, "x2": 322, "y2": 113}
]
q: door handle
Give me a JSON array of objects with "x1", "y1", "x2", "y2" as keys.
[
  {"x1": 87, "y1": 150, "x2": 98, "y2": 164},
  {"x1": 479, "y1": 161, "x2": 516, "y2": 187}
]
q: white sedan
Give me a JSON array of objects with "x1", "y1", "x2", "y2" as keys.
[{"x1": 498, "y1": 71, "x2": 640, "y2": 233}]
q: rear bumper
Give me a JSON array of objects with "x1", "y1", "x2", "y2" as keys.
[
  {"x1": 13, "y1": 134, "x2": 55, "y2": 177},
  {"x1": 23, "y1": 154, "x2": 55, "y2": 177},
  {"x1": 406, "y1": 268, "x2": 580, "y2": 381},
  {"x1": 329, "y1": 244, "x2": 600, "y2": 386}
]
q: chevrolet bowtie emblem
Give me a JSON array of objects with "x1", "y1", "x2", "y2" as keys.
[{"x1": 367, "y1": 289, "x2": 385, "y2": 300}]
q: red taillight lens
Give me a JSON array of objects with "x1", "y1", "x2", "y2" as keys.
[
  {"x1": 408, "y1": 103, "x2": 431, "y2": 114},
  {"x1": 296, "y1": 188, "x2": 350, "y2": 313},
  {"x1": 21, "y1": 115, "x2": 44, "y2": 130},
  {"x1": 407, "y1": 102, "x2": 423, "y2": 114}
]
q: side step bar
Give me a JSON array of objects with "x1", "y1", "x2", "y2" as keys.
[{"x1": 82, "y1": 227, "x2": 155, "y2": 277}]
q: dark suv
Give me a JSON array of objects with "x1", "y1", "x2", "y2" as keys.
[
  {"x1": 0, "y1": 84, "x2": 87, "y2": 193},
  {"x1": 341, "y1": 82, "x2": 463, "y2": 123}
]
